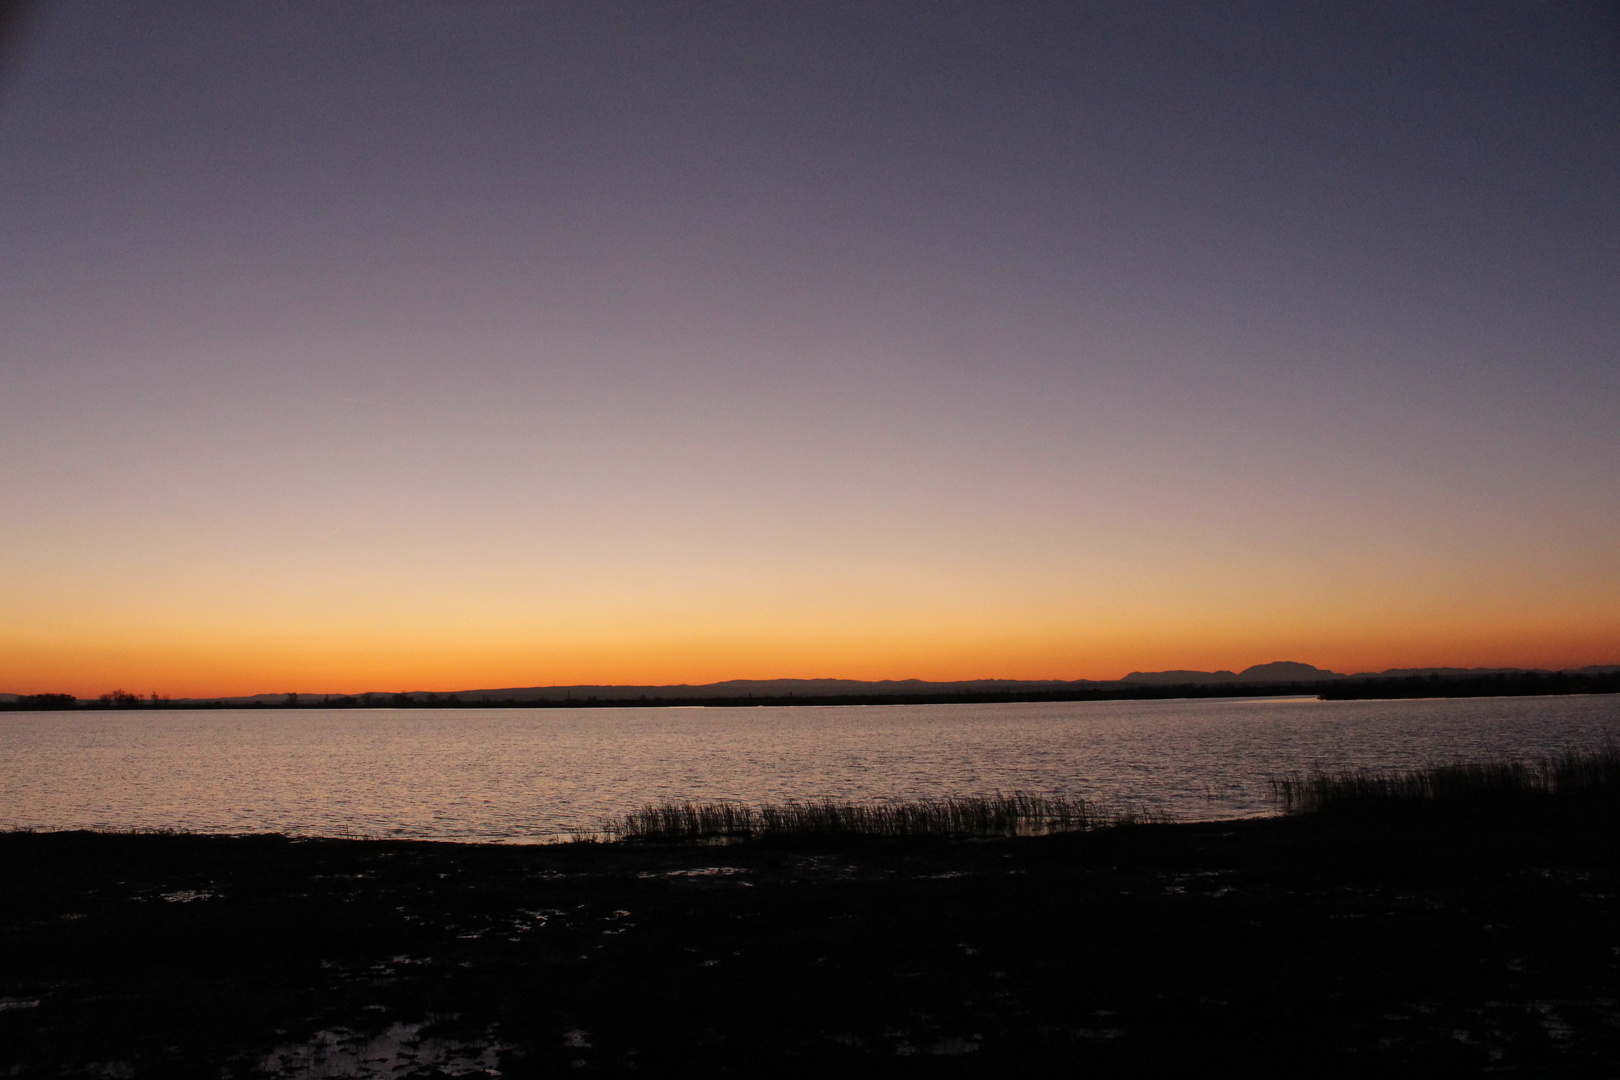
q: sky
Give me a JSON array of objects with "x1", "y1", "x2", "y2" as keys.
[{"x1": 1, "y1": 1, "x2": 1617, "y2": 696}]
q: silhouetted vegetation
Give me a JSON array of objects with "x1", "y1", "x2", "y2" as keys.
[
  {"x1": 76, "y1": 689, "x2": 170, "y2": 709},
  {"x1": 603, "y1": 792, "x2": 1137, "y2": 841},
  {"x1": 2, "y1": 692, "x2": 76, "y2": 710},
  {"x1": 5, "y1": 773, "x2": 1619, "y2": 1074},
  {"x1": 1270, "y1": 746, "x2": 1620, "y2": 814}
]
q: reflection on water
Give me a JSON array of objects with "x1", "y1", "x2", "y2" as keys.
[{"x1": 2, "y1": 695, "x2": 1616, "y2": 840}]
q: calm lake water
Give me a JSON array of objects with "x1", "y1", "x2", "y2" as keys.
[{"x1": 3, "y1": 696, "x2": 1617, "y2": 841}]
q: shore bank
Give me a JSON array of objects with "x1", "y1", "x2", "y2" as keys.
[
  {"x1": 2, "y1": 790, "x2": 1617, "y2": 1076},
  {"x1": 8, "y1": 670, "x2": 1618, "y2": 711}
]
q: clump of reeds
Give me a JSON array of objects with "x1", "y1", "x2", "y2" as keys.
[
  {"x1": 605, "y1": 792, "x2": 1120, "y2": 842},
  {"x1": 1269, "y1": 745, "x2": 1620, "y2": 814}
]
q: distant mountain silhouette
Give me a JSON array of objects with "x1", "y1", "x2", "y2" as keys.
[
  {"x1": 169, "y1": 677, "x2": 1116, "y2": 705},
  {"x1": 1237, "y1": 661, "x2": 1345, "y2": 681},
  {"x1": 1122, "y1": 661, "x2": 1344, "y2": 684},
  {"x1": 1116, "y1": 661, "x2": 1614, "y2": 685},
  {"x1": 1119, "y1": 669, "x2": 1242, "y2": 685},
  {"x1": 419, "y1": 677, "x2": 1113, "y2": 702}
]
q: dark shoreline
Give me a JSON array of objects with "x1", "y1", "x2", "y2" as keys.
[
  {"x1": 6, "y1": 670, "x2": 1619, "y2": 710},
  {"x1": 4, "y1": 792, "x2": 1617, "y2": 1076}
]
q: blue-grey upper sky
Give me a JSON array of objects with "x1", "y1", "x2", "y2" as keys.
[{"x1": 2, "y1": 1, "x2": 1617, "y2": 693}]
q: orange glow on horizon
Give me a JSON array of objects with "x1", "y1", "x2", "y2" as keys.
[
  {"x1": 3, "y1": 4, "x2": 1616, "y2": 708},
  {"x1": 6, "y1": 614, "x2": 1617, "y2": 699},
  {"x1": 6, "y1": 502, "x2": 1618, "y2": 698}
]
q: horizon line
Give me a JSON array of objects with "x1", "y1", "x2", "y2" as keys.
[{"x1": 9, "y1": 661, "x2": 1620, "y2": 703}]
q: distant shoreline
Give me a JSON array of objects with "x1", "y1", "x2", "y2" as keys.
[{"x1": 4, "y1": 670, "x2": 1618, "y2": 710}]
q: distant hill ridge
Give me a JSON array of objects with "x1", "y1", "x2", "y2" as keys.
[
  {"x1": 1118, "y1": 661, "x2": 1620, "y2": 685},
  {"x1": 8, "y1": 662, "x2": 1615, "y2": 704},
  {"x1": 1120, "y1": 661, "x2": 1342, "y2": 684}
]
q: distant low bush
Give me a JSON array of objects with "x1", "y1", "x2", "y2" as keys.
[
  {"x1": 1269, "y1": 746, "x2": 1620, "y2": 814},
  {"x1": 603, "y1": 792, "x2": 1161, "y2": 842},
  {"x1": 7, "y1": 693, "x2": 77, "y2": 710}
]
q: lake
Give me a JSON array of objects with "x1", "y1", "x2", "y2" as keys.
[{"x1": 3, "y1": 695, "x2": 1616, "y2": 841}]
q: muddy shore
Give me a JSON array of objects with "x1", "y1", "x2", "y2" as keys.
[{"x1": 2, "y1": 798, "x2": 1617, "y2": 1076}]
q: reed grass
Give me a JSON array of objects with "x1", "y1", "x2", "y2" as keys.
[
  {"x1": 604, "y1": 792, "x2": 1127, "y2": 842},
  {"x1": 1270, "y1": 745, "x2": 1620, "y2": 814}
]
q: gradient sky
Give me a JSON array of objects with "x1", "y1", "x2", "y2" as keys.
[{"x1": 2, "y1": 1, "x2": 1618, "y2": 696}]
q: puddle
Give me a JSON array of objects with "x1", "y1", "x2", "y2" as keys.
[
  {"x1": 649, "y1": 867, "x2": 750, "y2": 877},
  {"x1": 257, "y1": 1020, "x2": 505, "y2": 1078},
  {"x1": 929, "y1": 1036, "x2": 980, "y2": 1055},
  {"x1": 159, "y1": 889, "x2": 216, "y2": 903}
]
